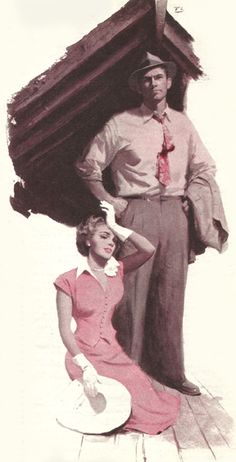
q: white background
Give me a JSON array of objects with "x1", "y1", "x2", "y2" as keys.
[{"x1": 0, "y1": 1, "x2": 236, "y2": 460}]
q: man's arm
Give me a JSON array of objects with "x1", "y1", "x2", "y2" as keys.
[
  {"x1": 75, "y1": 119, "x2": 128, "y2": 217},
  {"x1": 84, "y1": 179, "x2": 128, "y2": 217},
  {"x1": 188, "y1": 119, "x2": 216, "y2": 178}
]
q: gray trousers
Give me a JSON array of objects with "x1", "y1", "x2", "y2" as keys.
[{"x1": 112, "y1": 196, "x2": 189, "y2": 383}]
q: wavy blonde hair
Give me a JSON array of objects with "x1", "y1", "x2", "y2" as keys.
[{"x1": 76, "y1": 216, "x2": 115, "y2": 256}]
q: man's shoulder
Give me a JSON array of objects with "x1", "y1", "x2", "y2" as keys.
[
  {"x1": 169, "y1": 107, "x2": 190, "y2": 120},
  {"x1": 168, "y1": 107, "x2": 194, "y2": 128},
  {"x1": 110, "y1": 107, "x2": 143, "y2": 124}
]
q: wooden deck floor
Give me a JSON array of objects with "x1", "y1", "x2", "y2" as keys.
[{"x1": 73, "y1": 378, "x2": 236, "y2": 462}]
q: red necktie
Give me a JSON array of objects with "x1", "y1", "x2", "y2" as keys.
[{"x1": 153, "y1": 112, "x2": 175, "y2": 186}]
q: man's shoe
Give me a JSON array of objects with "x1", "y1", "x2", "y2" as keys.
[{"x1": 164, "y1": 378, "x2": 201, "y2": 396}]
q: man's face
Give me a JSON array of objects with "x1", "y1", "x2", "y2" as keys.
[{"x1": 138, "y1": 66, "x2": 172, "y2": 107}]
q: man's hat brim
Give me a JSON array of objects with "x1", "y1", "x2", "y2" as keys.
[{"x1": 128, "y1": 61, "x2": 177, "y2": 92}]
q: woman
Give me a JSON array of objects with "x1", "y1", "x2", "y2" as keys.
[{"x1": 54, "y1": 201, "x2": 180, "y2": 435}]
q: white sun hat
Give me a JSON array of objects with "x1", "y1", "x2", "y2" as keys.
[{"x1": 56, "y1": 376, "x2": 131, "y2": 434}]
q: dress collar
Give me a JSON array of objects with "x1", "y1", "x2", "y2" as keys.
[
  {"x1": 140, "y1": 103, "x2": 171, "y2": 123},
  {"x1": 76, "y1": 253, "x2": 120, "y2": 278}
]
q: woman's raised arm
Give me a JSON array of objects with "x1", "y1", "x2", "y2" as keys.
[{"x1": 100, "y1": 201, "x2": 155, "y2": 273}]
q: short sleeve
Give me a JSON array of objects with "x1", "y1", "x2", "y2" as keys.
[{"x1": 54, "y1": 273, "x2": 73, "y2": 298}]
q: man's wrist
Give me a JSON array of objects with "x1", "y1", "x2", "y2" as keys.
[{"x1": 107, "y1": 196, "x2": 117, "y2": 206}]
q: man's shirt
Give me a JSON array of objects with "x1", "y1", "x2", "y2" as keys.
[{"x1": 75, "y1": 104, "x2": 216, "y2": 197}]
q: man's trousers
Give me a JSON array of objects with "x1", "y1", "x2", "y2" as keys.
[{"x1": 112, "y1": 195, "x2": 189, "y2": 383}]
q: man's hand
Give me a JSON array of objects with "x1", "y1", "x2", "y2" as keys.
[
  {"x1": 182, "y1": 197, "x2": 189, "y2": 216},
  {"x1": 111, "y1": 197, "x2": 128, "y2": 218}
]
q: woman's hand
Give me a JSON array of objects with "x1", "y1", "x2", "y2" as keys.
[
  {"x1": 100, "y1": 200, "x2": 117, "y2": 228},
  {"x1": 100, "y1": 200, "x2": 133, "y2": 242},
  {"x1": 72, "y1": 353, "x2": 99, "y2": 397},
  {"x1": 83, "y1": 365, "x2": 100, "y2": 398}
]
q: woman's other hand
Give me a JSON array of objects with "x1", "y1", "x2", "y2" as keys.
[
  {"x1": 72, "y1": 353, "x2": 100, "y2": 397},
  {"x1": 83, "y1": 365, "x2": 100, "y2": 398}
]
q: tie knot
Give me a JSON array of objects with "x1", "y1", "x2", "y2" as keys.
[{"x1": 153, "y1": 112, "x2": 167, "y2": 124}]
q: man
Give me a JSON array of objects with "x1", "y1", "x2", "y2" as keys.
[{"x1": 75, "y1": 51, "x2": 217, "y2": 396}]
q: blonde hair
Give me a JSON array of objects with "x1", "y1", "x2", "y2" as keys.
[{"x1": 76, "y1": 216, "x2": 107, "y2": 256}]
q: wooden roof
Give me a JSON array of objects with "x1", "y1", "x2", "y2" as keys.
[{"x1": 8, "y1": 0, "x2": 202, "y2": 226}]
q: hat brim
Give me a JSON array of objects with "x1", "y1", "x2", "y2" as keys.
[
  {"x1": 128, "y1": 61, "x2": 177, "y2": 92},
  {"x1": 56, "y1": 377, "x2": 131, "y2": 434}
]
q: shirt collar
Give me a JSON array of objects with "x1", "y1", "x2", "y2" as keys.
[
  {"x1": 140, "y1": 103, "x2": 172, "y2": 123},
  {"x1": 76, "y1": 253, "x2": 120, "y2": 278}
]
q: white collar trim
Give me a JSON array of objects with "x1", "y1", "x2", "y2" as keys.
[{"x1": 76, "y1": 253, "x2": 120, "y2": 278}]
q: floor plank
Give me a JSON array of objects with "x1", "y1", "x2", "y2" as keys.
[
  {"x1": 199, "y1": 394, "x2": 235, "y2": 448},
  {"x1": 73, "y1": 376, "x2": 235, "y2": 462},
  {"x1": 114, "y1": 432, "x2": 140, "y2": 462},
  {"x1": 78, "y1": 432, "x2": 139, "y2": 462},
  {"x1": 142, "y1": 429, "x2": 181, "y2": 462},
  {"x1": 173, "y1": 395, "x2": 212, "y2": 451},
  {"x1": 179, "y1": 447, "x2": 215, "y2": 462},
  {"x1": 78, "y1": 434, "x2": 117, "y2": 462}
]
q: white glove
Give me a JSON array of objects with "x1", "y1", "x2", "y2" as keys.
[
  {"x1": 73, "y1": 353, "x2": 99, "y2": 397},
  {"x1": 100, "y1": 200, "x2": 133, "y2": 242}
]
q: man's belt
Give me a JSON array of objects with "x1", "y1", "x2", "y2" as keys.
[{"x1": 125, "y1": 195, "x2": 183, "y2": 202}]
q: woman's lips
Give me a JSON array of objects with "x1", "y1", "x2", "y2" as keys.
[{"x1": 104, "y1": 248, "x2": 112, "y2": 254}]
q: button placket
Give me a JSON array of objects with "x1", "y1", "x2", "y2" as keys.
[{"x1": 99, "y1": 294, "x2": 109, "y2": 336}]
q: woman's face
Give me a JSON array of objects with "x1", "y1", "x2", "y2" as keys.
[{"x1": 88, "y1": 224, "x2": 116, "y2": 260}]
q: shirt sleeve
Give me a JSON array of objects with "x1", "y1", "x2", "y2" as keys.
[
  {"x1": 54, "y1": 273, "x2": 73, "y2": 298},
  {"x1": 187, "y1": 118, "x2": 216, "y2": 177},
  {"x1": 74, "y1": 117, "x2": 119, "y2": 181}
]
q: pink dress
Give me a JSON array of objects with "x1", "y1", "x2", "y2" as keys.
[{"x1": 54, "y1": 262, "x2": 180, "y2": 434}]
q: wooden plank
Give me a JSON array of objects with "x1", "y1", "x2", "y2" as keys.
[
  {"x1": 186, "y1": 388, "x2": 236, "y2": 459},
  {"x1": 78, "y1": 432, "x2": 141, "y2": 462},
  {"x1": 173, "y1": 395, "x2": 213, "y2": 451},
  {"x1": 142, "y1": 428, "x2": 181, "y2": 462},
  {"x1": 8, "y1": 0, "x2": 202, "y2": 121},
  {"x1": 155, "y1": 0, "x2": 167, "y2": 47},
  {"x1": 185, "y1": 395, "x2": 208, "y2": 415},
  {"x1": 9, "y1": 0, "x2": 152, "y2": 113},
  {"x1": 114, "y1": 432, "x2": 140, "y2": 462},
  {"x1": 162, "y1": 37, "x2": 201, "y2": 79},
  {"x1": 199, "y1": 394, "x2": 235, "y2": 449},
  {"x1": 10, "y1": 34, "x2": 143, "y2": 151},
  {"x1": 78, "y1": 434, "x2": 117, "y2": 462},
  {"x1": 191, "y1": 413, "x2": 234, "y2": 461},
  {"x1": 164, "y1": 21, "x2": 200, "y2": 68},
  {"x1": 179, "y1": 447, "x2": 215, "y2": 462}
]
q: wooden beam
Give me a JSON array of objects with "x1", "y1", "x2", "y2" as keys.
[
  {"x1": 155, "y1": 0, "x2": 168, "y2": 49},
  {"x1": 8, "y1": 0, "x2": 152, "y2": 115}
]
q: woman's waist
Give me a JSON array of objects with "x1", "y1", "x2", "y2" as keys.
[{"x1": 74, "y1": 329, "x2": 116, "y2": 346}]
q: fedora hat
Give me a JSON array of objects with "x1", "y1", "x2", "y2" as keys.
[
  {"x1": 56, "y1": 376, "x2": 131, "y2": 434},
  {"x1": 128, "y1": 51, "x2": 177, "y2": 92}
]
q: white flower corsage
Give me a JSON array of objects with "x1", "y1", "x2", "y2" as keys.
[{"x1": 104, "y1": 257, "x2": 120, "y2": 276}]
